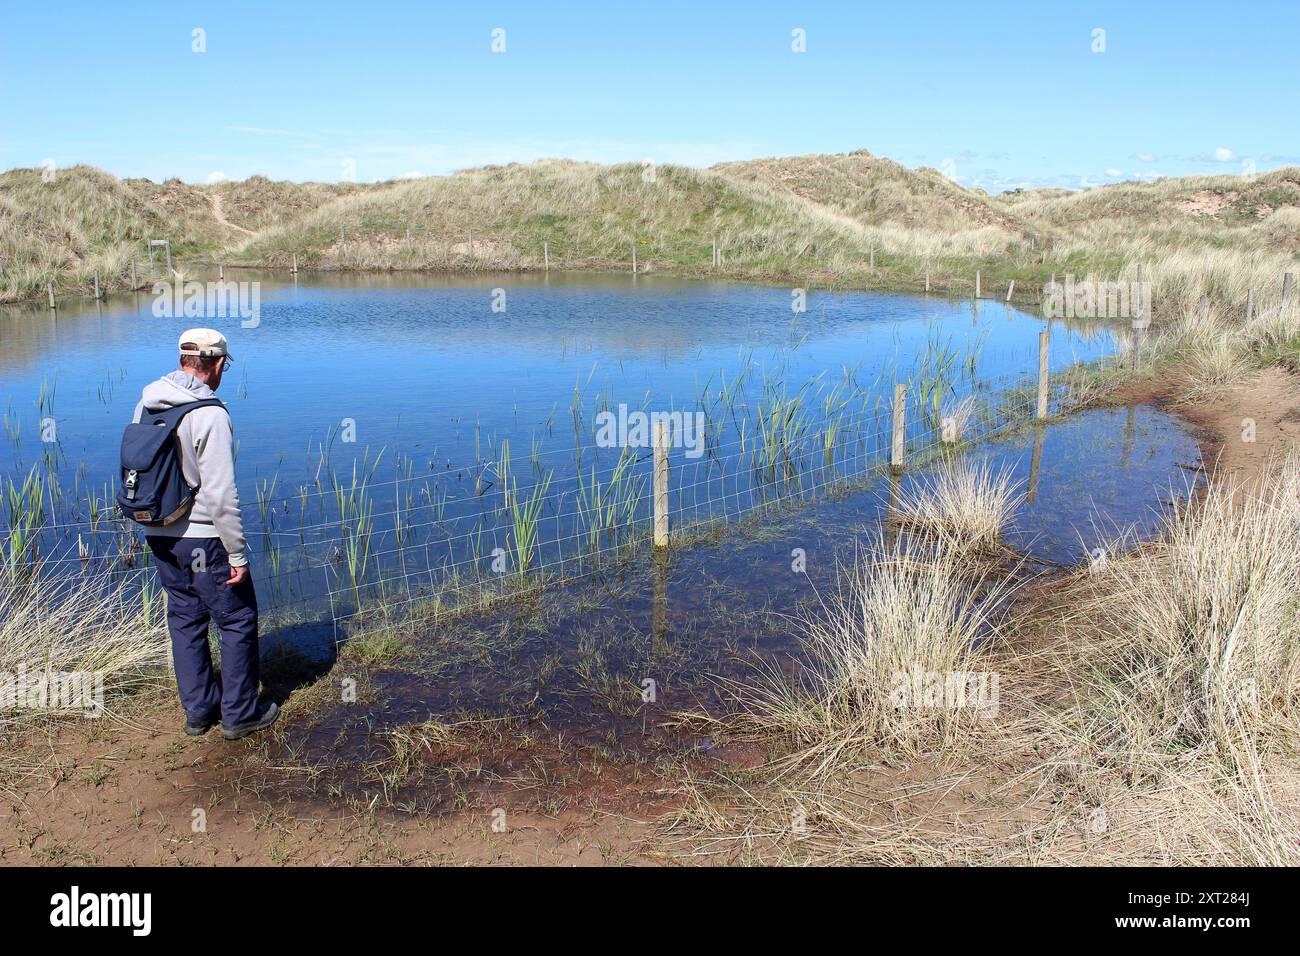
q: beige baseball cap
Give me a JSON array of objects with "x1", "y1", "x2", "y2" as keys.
[{"x1": 178, "y1": 328, "x2": 229, "y2": 359}]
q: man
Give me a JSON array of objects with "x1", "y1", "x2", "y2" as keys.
[{"x1": 133, "y1": 328, "x2": 279, "y2": 740}]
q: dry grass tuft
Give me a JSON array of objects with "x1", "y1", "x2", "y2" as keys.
[
  {"x1": 745, "y1": 534, "x2": 1017, "y2": 771},
  {"x1": 1051, "y1": 461, "x2": 1300, "y2": 777},
  {"x1": 0, "y1": 565, "x2": 170, "y2": 733},
  {"x1": 1029, "y1": 457, "x2": 1300, "y2": 863},
  {"x1": 892, "y1": 458, "x2": 1024, "y2": 557}
]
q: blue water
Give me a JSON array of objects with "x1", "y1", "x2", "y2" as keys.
[
  {"x1": 1, "y1": 272, "x2": 1120, "y2": 631},
  {"x1": 2, "y1": 272, "x2": 1112, "y2": 474}
]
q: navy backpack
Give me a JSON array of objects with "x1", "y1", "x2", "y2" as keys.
[{"x1": 117, "y1": 399, "x2": 225, "y2": 527}]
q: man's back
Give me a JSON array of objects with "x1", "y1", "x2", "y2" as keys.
[
  {"x1": 135, "y1": 328, "x2": 277, "y2": 740},
  {"x1": 133, "y1": 370, "x2": 248, "y2": 568}
]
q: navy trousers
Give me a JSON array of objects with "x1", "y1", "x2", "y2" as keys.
[{"x1": 146, "y1": 536, "x2": 260, "y2": 727}]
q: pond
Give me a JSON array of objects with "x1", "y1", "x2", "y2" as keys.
[
  {"x1": 1, "y1": 271, "x2": 1158, "y2": 652},
  {"x1": 284, "y1": 401, "x2": 1205, "y2": 778}
]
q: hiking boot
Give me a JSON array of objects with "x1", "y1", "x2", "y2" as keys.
[
  {"x1": 184, "y1": 714, "x2": 219, "y2": 736},
  {"x1": 221, "y1": 701, "x2": 280, "y2": 741}
]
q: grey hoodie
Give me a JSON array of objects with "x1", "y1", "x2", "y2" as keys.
[{"x1": 132, "y1": 371, "x2": 249, "y2": 567}]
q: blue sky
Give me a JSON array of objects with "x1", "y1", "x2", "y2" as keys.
[{"x1": 2, "y1": 0, "x2": 1296, "y2": 192}]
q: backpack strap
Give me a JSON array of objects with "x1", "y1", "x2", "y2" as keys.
[
  {"x1": 142, "y1": 397, "x2": 226, "y2": 424},
  {"x1": 141, "y1": 398, "x2": 228, "y2": 493}
]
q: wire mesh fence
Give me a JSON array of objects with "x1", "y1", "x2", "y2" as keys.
[
  {"x1": 2, "y1": 323, "x2": 1154, "y2": 645},
  {"x1": 318, "y1": 354, "x2": 1123, "y2": 640}
]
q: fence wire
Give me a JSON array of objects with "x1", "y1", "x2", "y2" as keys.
[{"x1": 3, "y1": 328, "x2": 1154, "y2": 644}]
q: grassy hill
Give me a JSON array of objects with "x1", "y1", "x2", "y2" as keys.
[
  {"x1": 209, "y1": 176, "x2": 372, "y2": 233},
  {"x1": 0, "y1": 165, "x2": 211, "y2": 302},
  {"x1": 0, "y1": 166, "x2": 371, "y2": 301},
  {"x1": 997, "y1": 167, "x2": 1300, "y2": 234},
  {"x1": 993, "y1": 167, "x2": 1300, "y2": 313},
  {"x1": 233, "y1": 158, "x2": 952, "y2": 272},
  {"x1": 713, "y1": 150, "x2": 1037, "y2": 235},
  {"x1": 996, "y1": 167, "x2": 1300, "y2": 265},
  {"x1": 2, "y1": 155, "x2": 1298, "y2": 317}
]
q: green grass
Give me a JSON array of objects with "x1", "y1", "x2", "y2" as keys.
[{"x1": 9, "y1": 153, "x2": 1296, "y2": 316}]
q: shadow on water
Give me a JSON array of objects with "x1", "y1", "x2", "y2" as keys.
[{"x1": 258, "y1": 617, "x2": 338, "y2": 701}]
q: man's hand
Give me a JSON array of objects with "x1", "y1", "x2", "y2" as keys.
[{"x1": 227, "y1": 564, "x2": 249, "y2": 587}]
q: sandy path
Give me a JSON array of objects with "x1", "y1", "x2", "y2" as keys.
[
  {"x1": 1178, "y1": 366, "x2": 1300, "y2": 489},
  {"x1": 208, "y1": 193, "x2": 256, "y2": 237},
  {"x1": 0, "y1": 702, "x2": 659, "y2": 865}
]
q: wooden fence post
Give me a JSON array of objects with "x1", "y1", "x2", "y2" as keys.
[
  {"x1": 891, "y1": 383, "x2": 907, "y2": 471},
  {"x1": 131, "y1": 259, "x2": 137, "y2": 289},
  {"x1": 632, "y1": 244, "x2": 637, "y2": 275},
  {"x1": 1037, "y1": 330, "x2": 1050, "y2": 419},
  {"x1": 1134, "y1": 265, "x2": 1144, "y2": 322},
  {"x1": 1028, "y1": 424, "x2": 1045, "y2": 504},
  {"x1": 47, "y1": 282, "x2": 56, "y2": 309},
  {"x1": 543, "y1": 242, "x2": 549, "y2": 271},
  {"x1": 292, "y1": 253, "x2": 298, "y2": 275},
  {"x1": 1006, "y1": 279, "x2": 1015, "y2": 302},
  {"x1": 94, "y1": 271, "x2": 101, "y2": 299},
  {"x1": 1283, "y1": 272, "x2": 1294, "y2": 309},
  {"x1": 975, "y1": 271, "x2": 981, "y2": 299},
  {"x1": 1246, "y1": 288, "x2": 1255, "y2": 322},
  {"x1": 712, "y1": 239, "x2": 717, "y2": 268},
  {"x1": 652, "y1": 549, "x2": 669, "y2": 650},
  {"x1": 653, "y1": 419, "x2": 669, "y2": 548},
  {"x1": 924, "y1": 267, "x2": 930, "y2": 293}
]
